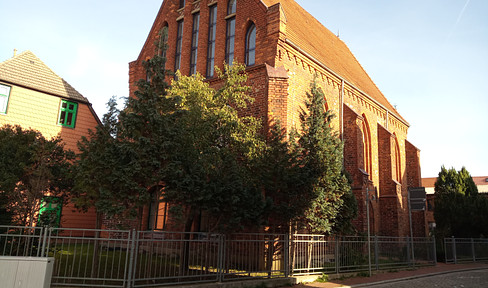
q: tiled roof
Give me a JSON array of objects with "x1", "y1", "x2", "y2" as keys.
[
  {"x1": 261, "y1": 0, "x2": 406, "y2": 123},
  {"x1": 0, "y1": 51, "x2": 88, "y2": 103}
]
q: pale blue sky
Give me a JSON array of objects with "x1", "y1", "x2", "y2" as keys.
[{"x1": 1, "y1": 0, "x2": 487, "y2": 178}]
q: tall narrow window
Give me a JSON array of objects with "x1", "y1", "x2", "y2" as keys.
[
  {"x1": 175, "y1": 20, "x2": 184, "y2": 75},
  {"x1": 58, "y1": 100, "x2": 78, "y2": 128},
  {"x1": 190, "y1": 13, "x2": 200, "y2": 75},
  {"x1": 245, "y1": 23, "x2": 256, "y2": 66},
  {"x1": 206, "y1": 5, "x2": 217, "y2": 77},
  {"x1": 362, "y1": 115, "x2": 372, "y2": 179},
  {"x1": 148, "y1": 187, "x2": 169, "y2": 231},
  {"x1": 179, "y1": 0, "x2": 185, "y2": 9},
  {"x1": 394, "y1": 137, "x2": 402, "y2": 183},
  {"x1": 160, "y1": 25, "x2": 169, "y2": 66},
  {"x1": 225, "y1": 0, "x2": 236, "y2": 65},
  {"x1": 0, "y1": 84, "x2": 11, "y2": 114}
]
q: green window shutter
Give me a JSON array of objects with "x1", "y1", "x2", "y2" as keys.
[
  {"x1": 0, "y1": 84, "x2": 11, "y2": 114},
  {"x1": 58, "y1": 100, "x2": 78, "y2": 128}
]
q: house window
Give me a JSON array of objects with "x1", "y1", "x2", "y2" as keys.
[
  {"x1": 175, "y1": 20, "x2": 184, "y2": 75},
  {"x1": 190, "y1": 13, "x2": 200, "y2": 75},
  {"x1": 58, "y1": 100, "x2": 77, "y2": 128},
  {"x1": 225, "y1": 0, "x2": 236, "y2": 65},
  {"x1": 179, "y1": 0, "x2": 185, "y2": 9},
  {"x1": 0, "y1": 84, "x2": 11, "y2": 114},
  {"x1": 245, "y1": 23, "x2": 256, "y2": 66},
  {"x1": 148, "y1": 189, "x2": 169, "y2": 231},
  {"x1": 206, "y1": 4, "x2": 217, "y2": 78},
  {"x1": 38, "y1": 196, "x2": 63, "y2": 228}
]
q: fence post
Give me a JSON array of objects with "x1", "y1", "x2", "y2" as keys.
[
  {"x1": 335, "y1": 237, "x2": 339, "y2": 274},
  {"x1": 432, "y1": 236, "x2": 437, "y2": 265},
  {"x1": 40, "y1": 227, "x2": 48, "y2": 257},
  {"x1": 374, "y1": 236, "x2": 379, "y2": 271},
  {"x1": 471, "y1": 238, "x2": 476, "y2": 262},
  {"x1": 452, "y1": 236, "x2": 457, "y2": 264},
  {"x1": 217, "y1": 234, "x2": 225, "y2": 282},
  {"x1": 406, "y1": 237, "x2": 411, "y2": 267},
  {"x1": 126, "y1": 229, "x2": 137, "y2": 288},
  {"x1": 284, "y1": 233, "x2": 290, "y2": 277}
]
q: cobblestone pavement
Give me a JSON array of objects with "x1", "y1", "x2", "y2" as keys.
[
  {"x1": 362, "y1": 269, "x2": 488, "y2": 288},
  {"x1": 288, "y1": 263, "x2": 488, "y2": 288}
]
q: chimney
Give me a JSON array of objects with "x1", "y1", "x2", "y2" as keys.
[{"x1": 13, "y1": 49, "x2": 17, "y2": 57}]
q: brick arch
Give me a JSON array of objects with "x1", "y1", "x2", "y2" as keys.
[
  {"x1": 393, "y1": 133, "x2": 401, "y2": 184},
  {"x1": 362, "y1": 114, "x2": 372, "y2": 179}
]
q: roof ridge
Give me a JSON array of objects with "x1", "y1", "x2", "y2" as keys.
[{"x1": 0, "y1": 50, "x2": 88, "y2": 103}]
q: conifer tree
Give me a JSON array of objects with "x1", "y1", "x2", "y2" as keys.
[{"x1": 298, "y1": 81, "x2": 353, "y2": 234}]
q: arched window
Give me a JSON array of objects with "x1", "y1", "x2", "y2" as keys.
[
  {"x1": 160, "y1": 24, "x2": 169, "y2": 67},
  {"x1": 362, "y1": 115, "x2": 372, "y2": 179},
  {"x1": 245, "y1": 23, "x2": 256, "y2": 66},
  {"x1": 393, "y1": 135, "x2": 402, "y2": 183},
  {"x1": 225, "y1": 0, "x2": 236, "y2": 65}
]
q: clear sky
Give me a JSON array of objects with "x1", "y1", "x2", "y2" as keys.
[{"x1": 1, "y1": 0, "x2": 487, "y2": 178}]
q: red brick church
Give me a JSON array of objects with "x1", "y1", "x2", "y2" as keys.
[{"x1": 129, "y1": 0, "x2": 425, "y2": 237}]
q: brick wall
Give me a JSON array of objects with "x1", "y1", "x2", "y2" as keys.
[{"x1": 129, "y1": 0, "x2": 423, "y2": 236}]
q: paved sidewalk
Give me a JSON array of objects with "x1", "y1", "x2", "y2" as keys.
[{"x1": 289, "y1": 262, "x2": 488, "y2": 288}]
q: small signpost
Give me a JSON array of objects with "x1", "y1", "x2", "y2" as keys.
[{"x1": 407, "y1": 187, "x2": 427, "y2": 266}]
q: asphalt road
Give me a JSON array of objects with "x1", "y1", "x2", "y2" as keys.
[{"x1": 363, "y1": 269, "x2": 488, "y2": 288}]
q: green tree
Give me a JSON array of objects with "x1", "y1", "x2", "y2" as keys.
[
  {"x1": 73, "y1": 29, "x2": 173, "y2": 229},
  {"x1": 298, "y1": 81, "x2": 353, "y2": 234},
  {"x1": 162, "y1": 66, "x2": 266, "y2": 233},
  {"x1": 0, "y1": 125, "x2": 74, "y2": 227},
  {"x1": 253, "y1": 121, "x2": 311, "y2": 233},
  {"x1": 73, "y1": 97, "x2": 151, "y2": 229},
  {"x1": 434, "y1": 166, "x2": 486, "y2": 238}
]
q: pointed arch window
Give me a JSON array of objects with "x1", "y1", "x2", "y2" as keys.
[
  {"x1": 362, "y1": 116, "x2": 372, "y2": 179},
  {"x1": 393, "y1": 136, "x2": 402, "y2": 183},
  {"x1": 225, "y1": 0, "x2": 236, "y2": 65},
  {"x1": 160, "y1": 24, "x2": 169, "y2": 68},
  {"x1": 245, "y1": 23, "x2": 256, "y2": 66}
]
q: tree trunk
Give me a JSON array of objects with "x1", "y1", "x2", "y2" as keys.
[
  {"x1": 90, "y1": 212, "x2": 102, "y2": 278},
  {"x1": 179, "y1": 209, "x2": 195, "y2": 276}
]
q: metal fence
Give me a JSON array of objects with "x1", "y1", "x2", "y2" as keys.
[
  {"x1": 291, "y1": 234, "x2": 436, "y2": 275},
  {"x1": 0, "y1": 226, "x2": 436, "y2": 287},
  {"x1": 444, "y1": 237, "x2": 488, "y2": 264}
]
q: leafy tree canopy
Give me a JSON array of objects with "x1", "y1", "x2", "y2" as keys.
[
  {"x1": 434, "y1": 166, "x2": 487, "y2": 238},
  {"x1": 0, "y1": 125, "x2": 74, "y2": 226}
]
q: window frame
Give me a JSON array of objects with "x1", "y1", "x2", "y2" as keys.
[
  {"x1": 206, "y1": 4, "x2": 217, "y2": 78},
  {"x1": 58, "y1": 99, "x2": 78, "y2": 128},
  {"x1": 190, "y1": 12, "x2": 200, "y2": 75},
  {"x1": 0, "y1": 83, "x2": 11, "y2": 115},
  {"x1": 179, "y1": 0, "x2": 185, "y2": 9},
  {"x1": 174, "y1": 20, "x2": 184, "y2": 76},
  {"x1": 148, "y1": 189, "x2": 169, "y2": 231},
  {"x1": 245, "y1": 23, "x2": 256, "y2": 66},
  {"x1": 225, "y1": 0, "x2": 236, "y2": 65}
]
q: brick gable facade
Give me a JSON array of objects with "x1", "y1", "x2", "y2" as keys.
[{"x1": 129, "y1": 0, "x2": 424, "y2": 237}]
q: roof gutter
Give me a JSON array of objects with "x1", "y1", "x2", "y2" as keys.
[{"x1": 285, "y1": 39, "x2": 409, "y2": 128}]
